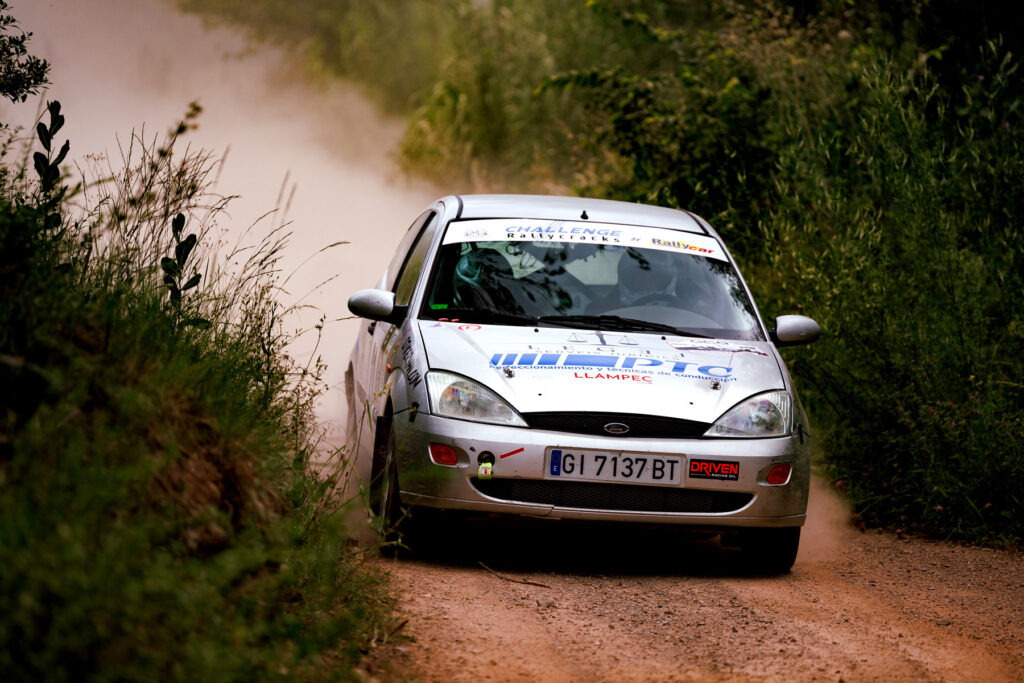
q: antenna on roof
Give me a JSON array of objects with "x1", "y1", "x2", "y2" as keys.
[{"x1": 580, "y1": 210, "x2": 589, "y2": 220}]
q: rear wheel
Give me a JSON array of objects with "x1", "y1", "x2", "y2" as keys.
[{"x1": 739, "y1": 527, "x2": 801, "y2": 574}]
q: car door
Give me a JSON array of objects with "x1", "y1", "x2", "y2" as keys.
[{"x1": 354, "y1": 210, "x2": 438, "y2": 424}]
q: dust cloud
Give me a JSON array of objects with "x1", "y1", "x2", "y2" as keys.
[
  {"x1": 797, "y1": 472, "x2": 853, "y2": 563},
  {"x1": 1, "y1": 0, "x2": 440, "y2": 446}
]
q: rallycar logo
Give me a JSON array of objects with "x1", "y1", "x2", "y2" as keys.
[
  {"x1": 689, "y1": 459, "x2": 740, "y2": 481},
  {"x1": 490, "y1": 352, "x2": 734, "y2": 379},
  {"x1": 650, "y1": 237, "x2": 717, "y2": 256}
]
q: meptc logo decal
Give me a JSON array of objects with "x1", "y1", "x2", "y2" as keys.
[{"x1": 489, "y1": 352, "x2": 734, "y2": 380}]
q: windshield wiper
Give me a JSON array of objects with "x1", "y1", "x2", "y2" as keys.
[{"x1": 536, "y1": 314, "x2": 712, "y2": 338}]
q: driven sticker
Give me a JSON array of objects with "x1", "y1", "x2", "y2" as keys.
[{"x1": 688, "y1": 459, "x2": 740, "y2": 481}]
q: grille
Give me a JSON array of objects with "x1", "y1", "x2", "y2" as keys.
[
  {"x1": 521, "y1": 412, "x2": 710, "y2": 438},
  {"x1": 471, "y1": 478, "x2": 752, "y2": 514}
]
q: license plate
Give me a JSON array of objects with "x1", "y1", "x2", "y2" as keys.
[{"x1": 546, "y1": 448, "x2": 683, "y2": 486}]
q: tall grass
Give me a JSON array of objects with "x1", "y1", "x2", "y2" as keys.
[{"x1": 0, "y1": 101, "x2": 392, "y2": 680}]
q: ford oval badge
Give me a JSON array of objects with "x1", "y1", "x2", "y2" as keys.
[{"x1": 604, "y1": 422, "x2": 630, "y2": 435}]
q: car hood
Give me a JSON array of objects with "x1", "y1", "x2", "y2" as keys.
[{"x1": 418, "y1": 322, "x2": 785, "y2": 423}]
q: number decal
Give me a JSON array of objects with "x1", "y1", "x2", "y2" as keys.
[
  {"x1": 547, "y1": 449, "x2": 682, "y2": 486},
  {"x1": 621, "y1": 457, "x2": 634, "y2": 478}
]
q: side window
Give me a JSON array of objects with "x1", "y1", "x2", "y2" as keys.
[
  {"x1": 386, "y1": 211, "x2": 433, "y2": 291},
  {"x1": 393, "y1": 212, "x2": 438, "y2": 306}
]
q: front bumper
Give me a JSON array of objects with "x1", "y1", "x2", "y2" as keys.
[{"x1": 393, "y1": 413, "x2": 809, "y2": 529}]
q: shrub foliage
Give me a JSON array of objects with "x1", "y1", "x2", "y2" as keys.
[
  {"x1": 1, "y1": 34, "x2": 388, "y2": 682},
  {"x1": 178, "y1": 0, "x2": 1024, "y2": 545}
]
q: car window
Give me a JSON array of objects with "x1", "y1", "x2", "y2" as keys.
[
  {"x1": 393, "y1": 212, "x2": 438, "y2": 306},
  {"x1": 420, "y1": 219, "x2": 763, "y2": 341},
  {"x1": 386, "y1": 210, "x2": 434, "y2": 292}
]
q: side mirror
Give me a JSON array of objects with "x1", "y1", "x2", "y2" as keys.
[
  {"x1": 348, "y1": 289, "x2": 407, "y2": 325},
  {"x1": 771, "y1": 315, "x2": 821, "y2": 346}
]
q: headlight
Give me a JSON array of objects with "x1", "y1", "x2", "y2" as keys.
[
  {"x1": 705, "y1": 390, "x2": 792, "y2": 437},
  {"x1": 425, "y1": 371, "x2": 527, "y2": 427}
]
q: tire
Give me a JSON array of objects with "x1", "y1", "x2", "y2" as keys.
[
  {"x1": 369, "y1": 415, "x2": 403, "y2": 554},
  {"x1": 739, "y1": 527, "x2": 801, "y2": 574}
]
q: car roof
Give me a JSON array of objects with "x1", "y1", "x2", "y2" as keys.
[{"x1": 453, "y1": 194, "x2": 709, "y2": 235}]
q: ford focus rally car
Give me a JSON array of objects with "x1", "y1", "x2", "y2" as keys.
[{"x1": 345, "y1": 194, "x2": 820, "y2": 572}]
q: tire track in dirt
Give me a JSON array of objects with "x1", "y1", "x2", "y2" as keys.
[{"x1": 363, "y1": 477, "x2": 1024, "y2": 682}]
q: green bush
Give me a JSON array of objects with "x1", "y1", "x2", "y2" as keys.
[
  {"x1": 759, "y1": 48, "x2": 1024, "y2": 544},
  {"x1": 0, "y1": 98, "x2": 390, "y2": 680}
]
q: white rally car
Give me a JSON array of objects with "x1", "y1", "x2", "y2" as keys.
[{"x1": 345, "y1": 194, "x2": 820, "y2": 572}]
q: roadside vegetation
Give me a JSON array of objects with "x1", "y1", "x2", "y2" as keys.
[
  {"x1": 1, "y1": 4, "x2": 390, "y2": 679},
  {"x1": 180, "y1": 0, "x2": 1023, "y2": 546}
]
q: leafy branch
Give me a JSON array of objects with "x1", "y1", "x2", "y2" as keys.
[{"x1": 160, "y1": 212, "x2": 208, "y2": 327}]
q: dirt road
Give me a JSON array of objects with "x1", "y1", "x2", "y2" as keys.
[
  {"x1": 363, "y1": 477, "x2": 1024, "y2": 682},
  {"x1": 9, "y1": 4, "x2": 1022, "y2": 681}
]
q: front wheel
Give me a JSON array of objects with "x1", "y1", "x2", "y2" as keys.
[
  {"x1": 739, "y1": 527, "x2": 801, "y2": 574},
  {"x1": 369, "y1": 415, "x2": 403, "y2": 553}
]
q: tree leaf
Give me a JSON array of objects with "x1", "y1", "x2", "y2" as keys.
[
  {"x1": 53, "y1": 139, "x2": 70, "y2": 166},
  {"x1": 172, "y1": 213, "x2": 185, "y2": 241},
  {"x1": 36, "y1": 122, "x2": 50, "y2": 151},
  {"x1": 33, "y1": 152, "x2": 47, "y2": 181},
  {"x1": 160, "y1": 256, "x2": 180, "y2": 277},
  {"x1": 182, "y1": 273, "x2": 201, "y2": 291},
  {"x1": 47, "y1": 101, "x2": 64, "y2": 136},
  {"x1": 184, "y1": 317, "x2": 212, "y2": 329},
  {"x1": 175, "y1": 233, "x2": 196, "y2": 268}
]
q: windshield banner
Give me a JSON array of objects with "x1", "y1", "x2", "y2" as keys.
[{"x1": 443, "y1": 219, "x2": 727, "y2": 261}]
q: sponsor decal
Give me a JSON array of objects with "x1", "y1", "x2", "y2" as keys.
[
  {"x1": 504, "y1": 223, "x2": 623, "y2": 243},
  {"x1": 458, "y1": 324, "x2": 482, "y2": 331},
  {"x1": 650, "y1": 237, "x2": 716, "y2": 256},
  {"x1": 574, "y1": 371, "x2": 652, "y2": 383},
  {"x1": 490, "y1": 352, "x2": 734, "y2": 381},
  {"x1": 400, "y1": 335, "x2": 423, "y2": 388},
  {"x1": 688, "y1": 459, "x2": 739, "y2": 481},
  {"x1": 442, "y1": 219, "x2": 727, "y2": 261},
  {"x1": 665, "y1": 339, "x2": 768, "y2": 357}
]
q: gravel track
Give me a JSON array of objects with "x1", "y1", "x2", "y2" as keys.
[{"x1": 362, "y1": 477, "x2": 1023, "y2": 682}]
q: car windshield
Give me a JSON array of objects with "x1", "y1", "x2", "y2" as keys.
[{"x1": 420, "y1": 218, "x2": 764, "y2": 341}]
